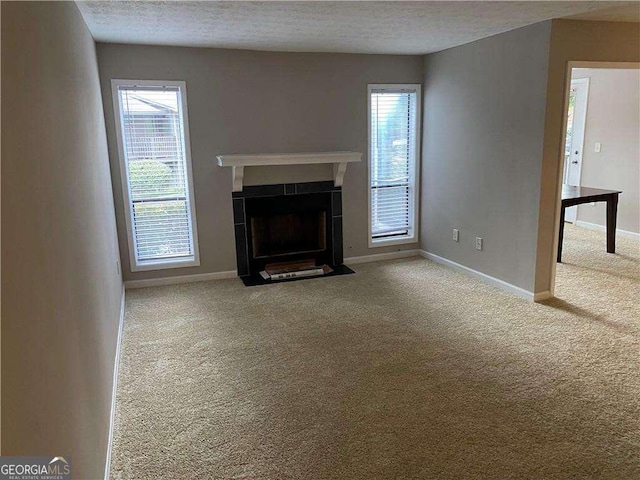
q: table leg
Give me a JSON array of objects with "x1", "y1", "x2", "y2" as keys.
[
  {"x1": 606, "y1": 193, "x2": 619, "y2": 254},
  {"x1": 557, "y1": 205, "x2": 566, "y2": 263}
]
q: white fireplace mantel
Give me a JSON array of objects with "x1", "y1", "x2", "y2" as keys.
[{"x1": 216, "y1": 151, "x2": 362, "y2": 192}]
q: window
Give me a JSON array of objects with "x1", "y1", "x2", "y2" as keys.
[
  {"x1": 112, "y1": 80, "x2": 199, "y2": 271},
  {"x1": 368, "y1": 84, "x2": 421, "y2": 246}
]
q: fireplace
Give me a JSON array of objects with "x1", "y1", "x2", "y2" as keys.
[
  {"x1": 232, "y1": 181, "x2": 347, "y2": 284},
  {"x1": 251, "y1": 210, "x2": 326, "y2": 259},
  {"x1": 218, "y1": 152, "x2": 361, "y2": 285}
]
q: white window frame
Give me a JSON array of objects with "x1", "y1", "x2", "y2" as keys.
[
  {"x1": 367, "y1": 84, "x2": 422, "y2": 248},
  {"x1": 111, "y1": 79, "x2": 200, "y2": 272}
]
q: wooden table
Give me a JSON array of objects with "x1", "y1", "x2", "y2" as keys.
[{"x1": 558, "y1": 185, "x2": 621, "y2": 263}]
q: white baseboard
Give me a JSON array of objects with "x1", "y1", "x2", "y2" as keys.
[
  {"x1": 125, "y1": 252, "x2": 421, "y2": 289},
  {"x1": 575, "y1": 220, "x2": 640, "y2": 241},
  {"x1": 344, "y1": 249, "x2": 420, "y2": 265},
  {"x1": 105, "y1": 286, "x2": 126, "y2": 480},
  {"x1": 124, "y1": 270, "x2": 237, "y2": 289},
  {"x1": 419, "y1": 250, "x2": 548, "y2": 302}
]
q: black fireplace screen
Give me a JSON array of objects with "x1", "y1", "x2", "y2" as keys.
[{"x1": 251, "y1": 211, "x2": 327, "y2": 258}]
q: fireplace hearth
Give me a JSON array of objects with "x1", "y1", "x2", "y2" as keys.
[{"x1": 231, "y1": 181, "x2": 353, "y2": 285}]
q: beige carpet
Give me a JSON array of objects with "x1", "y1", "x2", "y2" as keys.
[{"x1": 110, "y1": 225, "x2": 639, "y2": 479}]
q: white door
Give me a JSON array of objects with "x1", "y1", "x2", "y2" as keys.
[{"x1": 563, "y1": 77, "x2": 589, "y2": 223}]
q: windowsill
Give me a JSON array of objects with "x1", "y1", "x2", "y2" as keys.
[
  {"x1": 131, "y1": 256, "x2": 200, "y2": 272},
  {"x1": 369, "y1": 234, "x2": 417, "y2": 248}
]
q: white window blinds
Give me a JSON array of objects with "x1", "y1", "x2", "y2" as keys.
[
  {"x1": 114, "y1": 82, "x2": 199, "y2": 270},
  {"x1": 369, "y1": 87, "x2": 419, "y2": 242}
]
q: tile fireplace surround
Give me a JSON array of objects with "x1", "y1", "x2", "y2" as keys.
[
  {"x1": 231, "y1": 181, "x2": 344, "y2": 279},
  {"x1": 217, "y1": 151, "x2": 361, "y2": 283}
]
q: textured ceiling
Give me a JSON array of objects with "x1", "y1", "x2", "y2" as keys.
[{"x1": 76, "y1": 1, "x2": 640, "y2": 55}]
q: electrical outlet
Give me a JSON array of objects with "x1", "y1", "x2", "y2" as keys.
[
  {"x1": 595, "y1": 142, "x2": 602, "y2": 153},
  {"x1": 453, "y1": 229, "x2": 459, "y2": 242},
  {"x1": 475, "y1": 237, "x2": 483, "y2": 251}
]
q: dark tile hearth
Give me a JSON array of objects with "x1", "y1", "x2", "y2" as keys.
[{"x1": 240, "y1": 264, "x2": 355, "y2": 287}]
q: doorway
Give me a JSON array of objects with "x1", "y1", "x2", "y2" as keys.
[{"x1": 552, "y1": 62, "x2": 640, "y2": 301}]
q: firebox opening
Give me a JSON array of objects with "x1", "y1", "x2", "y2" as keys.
[{"x1": 251, "y1": 211, "x2": 327, "y2": 259}]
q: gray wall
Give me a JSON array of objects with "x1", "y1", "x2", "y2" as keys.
[
  {"x1": 1, "y1": 2, "x2": 122, "y2": 478},
  {"x1": 96, "y1": 44, "x2": 423, "y2": 282},
  {"x1": 573, "y1": 68, "x2": 639, "y2": 234},
  {"x1": 421, "y1": 22, "x2": 552, "y2": 293}
]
